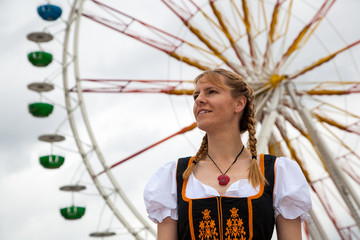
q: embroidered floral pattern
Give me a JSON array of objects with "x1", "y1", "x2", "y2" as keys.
[
  {"x1": 224, "y1": 207, "x2": 246, "y2": 240},
  {"x1": 199, "y1": 209, "x2": 219, "y2": 240}
]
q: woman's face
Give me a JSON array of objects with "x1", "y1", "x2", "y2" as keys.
[{"x1": 193, "y1": 76, "x2": 246, "y2": 133}]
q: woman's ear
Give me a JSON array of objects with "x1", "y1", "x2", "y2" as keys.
[{"x1": 234, "y1": 95, "x2": 247, "y2": 113}]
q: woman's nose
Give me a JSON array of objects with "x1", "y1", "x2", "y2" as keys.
[{"x1": 195, "y1": 93, "x2": 206, "y2": 105}]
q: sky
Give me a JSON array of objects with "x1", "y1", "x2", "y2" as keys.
[
  {"x1": 1, "y1": 0, "x2": 360, "y2": 240},
  {"x1": 0, "y1": 1, "x2": 201, "y2": 239}
]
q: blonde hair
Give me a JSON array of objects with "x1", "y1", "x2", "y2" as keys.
[{"x1": 183, "y1": 69, "x2": 266, "y2": 188}]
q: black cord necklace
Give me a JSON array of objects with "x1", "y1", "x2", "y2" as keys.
[{"x1": 207, "y1": 145, "x2": 245, "y2": 186}]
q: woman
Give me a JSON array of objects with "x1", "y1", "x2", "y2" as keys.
[{"x1": 144, "y1": 69, "x2": 311, "y2": 239}]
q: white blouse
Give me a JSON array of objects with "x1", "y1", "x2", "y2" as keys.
[{"x1": 144, "y1": 156, "x2": 312, "y2": 224}]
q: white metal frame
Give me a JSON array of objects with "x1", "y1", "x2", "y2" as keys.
[{"x1": 62, "y1": 0, "x2": 155, "y2": 238}]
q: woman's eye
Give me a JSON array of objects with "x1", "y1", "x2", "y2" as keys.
[
  {"x1": 193, "y1": 94, "x2": 198, "y2": 100},
  {"x1": 209, "y1": 90, "x2": 217, "y2": 94}
]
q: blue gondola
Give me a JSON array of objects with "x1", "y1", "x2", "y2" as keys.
[{"x1": 37, "y1": 4, "x2": 62, "y2": 21}]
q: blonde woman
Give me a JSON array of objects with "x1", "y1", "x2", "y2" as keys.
[{"x1": 144, "y1": 69, "x2": 311, "y2": 240}]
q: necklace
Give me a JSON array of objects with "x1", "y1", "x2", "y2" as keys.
[{"x1": 207, "y1": 145, "x2": 245, "y2": 186}]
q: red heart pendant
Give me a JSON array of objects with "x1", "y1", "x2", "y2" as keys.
[{"x1": 218, "y1": 175, "x2": 230, "y2": 185}]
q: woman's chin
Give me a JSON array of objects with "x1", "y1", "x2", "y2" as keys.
[{"x1": 196, "y1": 122, "x2": 214, "y2": 133}]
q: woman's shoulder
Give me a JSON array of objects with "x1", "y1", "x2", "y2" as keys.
[
  {"x1": 143, "y1": 158, "x2": 182, "y2": 223},
  {"x1": 272, "y1": 155, "x2": 312, "y2": 221},
  {"x1": 148, "y1": 159, "x2": 178, "y2": 182},
  {"x1": 176, "y1": 156, "x2": 192, "y2": 172},
  {"x1": 274, "y1": 156, "x2": 303, "y2": 172}
]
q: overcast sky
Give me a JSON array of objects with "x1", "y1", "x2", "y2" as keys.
[
  {"x1": 0, "y1": 1, "x2": 200, "y2": 239},
  {"x1": 1, "y1": 0, "x2": 360, "y2": 240}
]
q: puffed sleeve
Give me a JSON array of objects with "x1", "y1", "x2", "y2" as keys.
[
  {"x1": 143, "y1": 159, "x2": 178, "y2": 223},
  {"x1": 273, "y1": 157, "x2": 312, "y2": 222}
]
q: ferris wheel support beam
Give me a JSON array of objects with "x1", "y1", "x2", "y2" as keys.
[
  {"x1": 257, "y1": 86, "x2": 281, "y2": 153},
  {"x1": 306, "y1": 209, "x2": 327, "y2": 240},
  {"x1": 256, "y1": 85, "x2": 327, "y2": 239},
  {"x1": 285, "y1": 82, "x2": 360, "y2": 230}
]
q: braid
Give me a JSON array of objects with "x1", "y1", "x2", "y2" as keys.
[
  {"x1": 246, "y1": 88, "x2": 267, "y2": 187},
  {"x1": 183, "y1": 134, "x2": 208, "y2": 179},
  {"x1": 246, "y1": 86, "x2": 257, "y2": 157}
]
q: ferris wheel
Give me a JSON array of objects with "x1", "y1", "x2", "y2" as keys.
[{"x1": 26, "y1": 0, "x2": 360, "y2": 239}]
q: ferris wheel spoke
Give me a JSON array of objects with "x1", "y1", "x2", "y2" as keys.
[
  {"x1": 83, "y1": 1, "x2": 216, "y2": 70},
  {"x1": 268, "y1": 0, "x2": 288, "y2": 43},
  {"x1": 161, "y1": 0, "x2": 200, "y2": 21},
  {"x1": 277, "y1": 108, "x2": 318, "y2": 157},
  {"x1": 279, "y1": 105, "x2": 309, "y2": 138},
  {"x1": 208, "y1": 1, "x2": 251, "y2": 69},
  {"x1": 308, "y1": 94, "x2": 359, "y2": 115},
  {"x1": 313, "y1": 179, "x2": 347, "y2": 228},
  {"x1": 262, "y1": 0, "x2": 287, "y2": 70},
  {"x1": 309, "y1": 97, "x2": 360, "y2": 135},
  {"x1": 319, "y1": 123, "x2": 360, "y2": 174},
  {"x1": 314, "y1": 113, "x2": 360, "y2": 135},
  {"x1": 317, "y1": 121, "x2": 360, "y2": 162},
  {"x1": 312, "y1": 179, "x2": 355, "y2": 238},
  {"x1": 162, "y1": 0, "x2": 248, "y2": 75},
  {"x1": 281, "y1": 109, "x2": 331, "y2": 172},
  {"x1": 347, "y1": 120, "x2": 360, "y2": 135},
  {"x1": 163, "y1": 0, "x2": 225, "y2": 53},
  {"x1": 274, "y1": 119, "x2": 312, "y2": 177},
  {"x1": 268, "y1": 133, "x2": 285, "y2": 157},
  {"x1": 304, "y1": 81, "x2": 360, "y2": 95},
  {"x1": 290, "y1": 39, "x2": 360, "y2": 80},
  {"x1": 285, "y1": 105, "x2": 360, "y2": 179},
  {"x1": 268, "y1": 125, "x2": 318, "y2": 182},
  {"x1": 338, "y1": 154, "x2": 360, "y2": 185},
  {"x1": 240, "y1": 0, "x2": 257, "y2": 66},
  {"x1": 83, "y1": 10, "x2": 211, "y2": 70},
  {"x1": 69, "y1": 79, "x2": 195, "y2": 95},
  {"x1": 276, "y1": 0, "x2": 336, "y2": 70},
  {"x1": 96, "y1": 122, "x2": 197, "y2": 176}
]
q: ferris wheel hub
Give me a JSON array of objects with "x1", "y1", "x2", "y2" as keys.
[{"x1": 270, "y1": 74, "x2": 287, "y2": 88}]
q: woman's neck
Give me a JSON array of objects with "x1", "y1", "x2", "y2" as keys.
[{"x1": 206, "y1": 130, "x2": 246, "y2": 162}]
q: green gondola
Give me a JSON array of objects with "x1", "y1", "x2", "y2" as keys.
[
  {"x1": 60, "y1": 206, "x2": 86, "y2": 220},
  {"x1": 27, "y1": 51, "x2": 53, "y2": 67},
  {"x1": 39, "y1": 155, "x2": 65, "y2": 169},
  {"x1": 29, "y1": 102, "x2": 54, "y2": 117}
]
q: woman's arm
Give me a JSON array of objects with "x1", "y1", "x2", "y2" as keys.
[
  {"x1": 276, "y1": 215, "x2": 301, "y2": 240},
  {"x1": 157, "y1": 217, "x2": 177, "y2": 240}
]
